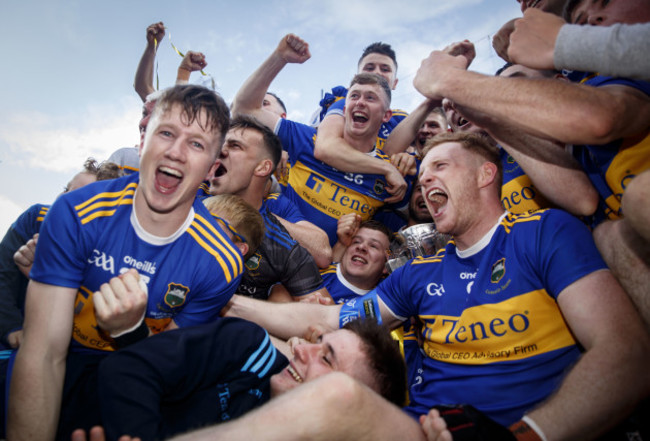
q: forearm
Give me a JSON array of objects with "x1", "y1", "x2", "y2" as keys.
[
  {"x1": 277, "y1": 218, "x2": 332, "y2": 268},
  {"x1": 314, "y1": 122, "x2": 394, "y2": 175},
  {"x1": 555, "y1": 23, "x2": 650, "y2": 81},
  {"x1": 232, "y1": 51, "x2": 286, "y2": 116},
  {"x1": 134, "y1": 43, "x2": 157, "y2": 101},
  {"x1": 8, "y1": 346, "x2": 66, "y2": 441},
  {"x1": 433, "y1": 68, "x2": 644, "y2": 145},
  {"x1": 223, "y1": 294, "x2": 339, "y2": 340},
  {"x1": 170, "y1": 373, "x2": 426, "y2": 441},
  {"x1": 486, "y1": 123, "x2": 598, "y2": 216},
  {"x1": 383, "y1": 100, "x2": 438, "y2": 155}
]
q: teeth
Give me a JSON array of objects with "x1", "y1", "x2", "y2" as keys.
[
  {"x1": 352, "y1": 256, "x2": 367, "y2": 264},
  {"x1": 160, "y1": 166, "x2": 182, "y2": 178},
  {"x1": 287, "y1": 365, "x2": 303, "y2": 383},
  {"x1": 427, "y1": 189, "x2": 448, "y2": 207}
]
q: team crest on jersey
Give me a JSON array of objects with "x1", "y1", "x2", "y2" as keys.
[
  {"x1": 164, "y1": 283, "x2": 189, "y2": 308},
  {"x1": 491, "y1": 258, "x2": 506, "y2": 283},
  {"x1": 507, "y1": 154, "x2": 515, "y2": 164},
  {"x1": 245, "y1": 252, "x2": 262, "y2": 270},
  {"x1": 373, "y1": 179, "x2": 385, "y2": 195}
]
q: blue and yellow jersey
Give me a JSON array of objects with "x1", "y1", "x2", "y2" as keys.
[
  {"x1": 320, "y1": 263, "x2": 370, "y2": 304},
  {"x1": 11, "y1": 203, "x2": 50, "y2": 241},
  {"x1": 376, "y1": 209, "x2": 606, "y2": 425},
  {"x1": 261, "y1": 192, "x2": 306, "y2": 224},
  {"x1": 276, "y1": 119, "x2": 394, "y2": 245},
  {"x1": 499, "y1": 148, "x2": 551, "y2": 214},
  {"x1": 571, "y1": 72, "x2": 650, "y2": 225},
  {"x1": 31, "y1": 173, "x2": 243, "y2": 353}
]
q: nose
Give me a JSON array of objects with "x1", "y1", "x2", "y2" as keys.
[
  {"x1": 166, "y1": 138, "x2": 186, "y2": 162},
  {"x1": 587, "y1": 13, "x2": 605, "y2": 26},
  {"x1": 293, "y1": 343, "x2": 318, "y2": 362}
]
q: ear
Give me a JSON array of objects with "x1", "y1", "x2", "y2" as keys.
[
  {"x1": 236, "y1": 242, "x2": 249, "y2": 259},
  {"x1": 205, "y1": 159, "x2": 220, "y2": 181},
  {"x1": 478, "y1": 161, "x2": 498, "y2": 189},
  {"x1": 392, "y1": 77, "x2": 399, "y2": 90},
  {"x1": 253, "y1": 159, "x2": 274, "y2": 178},
  {"x1": 382, "y1": 108, "x2": 393, "y2": 124}
]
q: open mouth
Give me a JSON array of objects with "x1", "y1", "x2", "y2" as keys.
[
  {"x1": 155, "y1": 166, "x2": 183, "y2": 193},
  {"x1": 287, "y1": 364, "x2": 303, "y2": 383},
  {"x1": 351, "y1": 255, "x2": 368, "y2": 264},
  {"x1": 427, "y1": 188, "x2": 448, "y2": 215},
  {"x1": 352, "y1": 111, "x2": 369, "y2": 123},
  {"x1": 213, "y1": 163, "x2": 227, "y2": 178}
]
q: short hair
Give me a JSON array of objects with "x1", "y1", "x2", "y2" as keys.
[
  {"x1": 202, "y1": 194, "x2": 265, "y2": 259},
  {"x1": 342, "y1": 319, "x2": 407, "y2": 407},
  {"x1": 81, "y1": 158, "x2": 123, "y2": 181},
  {"x1": 349, "y1": 73, "x2": 392, "y2": 107},
  {"x1": 358, "y1": 219, "x2": 393, "y2": 245},
  {"x1": 152, "y1": 85, "x2": 230, "y2": 154},
  {"x1": 266, "y1": 92, "x2": 287, "y2": 114},
  {"x1": 230, "y1": 115, "x2": 283, "y2": 172},
  {"x1": 563, "y1": 0, "x2": 582, "y2": 22},
  {"x1": 358, "y1": 42, "x2": 398, "y2": 72},
  {"x1": 422, "y1": 132, "x2": 503, "y2": 196}
]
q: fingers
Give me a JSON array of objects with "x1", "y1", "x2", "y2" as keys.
[
  {"x1": 384, "y1": 167, "x2": 407, "y2": 203},
  {"x1": 279, "y1": 33, "x2": 311, "y2": 64},
  {"x1": 93, "y1": 269, "x2": 148, "y2": 336},
  {"x1": 492, "y1": 18, "x2": 517, "y2": 62},
  {"x1": 287, "y1": 336, "x2": 307, "y2": 354},
  {"x1": 390, "y1": 153, "x2": 417, "y2": 177},
  {"x1": 420, "y1": 409, "x2": 453, "y2": 441}
]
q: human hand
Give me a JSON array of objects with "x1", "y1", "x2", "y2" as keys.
[
  {"x1": 71, "y1": 426, "x2": 141, "y2": 441},
  {"x1": 443, "y1": 40, "x2": 476, "y2": 68},
  {"x1": 413, "y1": 43, "x2": 473, "y2": 100},
  {"x1": 384, "y1": 164, "x2": 408, "y2": 203},
  {"x1": 420, "y1": 408, "x2": 453, "y2": 441},
  {"x1": 390, "y1": 152, "x2": 417, "y2": 177},
  {"x1": 14, "y1": 233, "x2": 38, "y2": 277},
  {"x1": 337, "y1": 213, "x2": 362, "y2": 247},
  {"x1": 304, "y1": 324, "x2": 330, "y2": 343},
  {"x1": 179, "y1": 50, "x2": 207, "y2": 72},
  {"x1": 492, "y1": 18, "x2": 517, "y2": 62},
  {"x1": 7, "y1": 329, "x2": 24, "y2": 349},
  {"x1": 276, "y1": 33, "x2": 311, "y2": 64},
  {"x1": 299, "y1": 291, "x2": 334, "y2": 305},
  {"x1": 509, "y1": 8, "x2": 565, "y2": 70},
  {"x1": 93, "y1": 269, "x2": 148, "y2": 337},
  {"x1": 146, "y1": 22, "x2": 165, "y2": 46}
]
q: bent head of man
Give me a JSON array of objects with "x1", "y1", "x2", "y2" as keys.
[
  {"x1": 344, "y1": 73, "x2": 393, "y2": 142},
  {"x1": 209, "y1": 115, "x2": 282, "y2": 197},
  {"x1": 263, "y1": 92, "x2": 287, "y2": 119},
  {"x1": 419, "y1": 132, "x2": 502, "y2": 238},
  {"x1": 340, "y1": 221, "x2": 392, "y2": 290},
  {"x1": 414, "y1": 108, "x2": 448, "y2": 155},
  {"x1": 565, "y1": 0, "x2": 650, "y2": 25},
  {"x1": 270, "y1": 319, "x2": 406, "y2": 407},
  {"x1": 357, "y1": 42, "x2": 399, "y2": 90},
  {"x1": 137, "y1": 85, "x2": 230, "y2": 230}
]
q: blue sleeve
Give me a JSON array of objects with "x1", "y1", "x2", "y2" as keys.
[
  {"x1": 584, "y1": 75, "x2": 650, "y2": 96},
  {"x1": 11, "y1": 204, "x2": 48, "y2": 241},
  {"x1": 275, "y1": 119, "x2": 317, "y2": 160},
  {"x1": 264, "y1": 194, "x2": 307, "y2": 224},
  {"x1": 375, "y1": 264, "x2": 415, "y2": 321},
  {"x1": 324, "y1": 97, "x2": 346, "y2": 117},
  {"x1": 29, "y1": 195, "x2": 89, "y2": 288}
]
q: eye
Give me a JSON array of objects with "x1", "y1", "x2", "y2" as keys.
[
  {"x1": 192, "y1": 141, "x2": 204, "y2": 150},
  {"x1": 160, "y1": 130, "x2": 173, "y2": 137},
  {"x1": 322, "y1": 355, "x2": 332, "y2": 366}
]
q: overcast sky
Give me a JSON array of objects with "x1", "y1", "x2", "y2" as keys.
[{"x1": 0, "y1": 0, "x2": 522, "y2": 233}]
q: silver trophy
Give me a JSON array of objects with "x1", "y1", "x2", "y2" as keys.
[{"x1": 386, "y1": 223, "x2": 450, "y2": 273}]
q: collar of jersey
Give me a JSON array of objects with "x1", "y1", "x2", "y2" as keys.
[
  {"x1": 456, "y1": 211, "x2": 508, "y2": 259},
  {"x1": 130, "y1": 189, "x2": 195, "y2": 245}
]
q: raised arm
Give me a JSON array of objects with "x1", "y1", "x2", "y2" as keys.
[
  {"x1": 413, "y1": 42, "x2": 650, "y2": 145},
  {"x1": 175, "y1": 50, "x2": 207, "y2": 84},
  {"x1": 8, "y1": 281, "x2": 76, "y2": 441},
  {"x1": 134, "y1": 22, "x2": 165, "y2": 102},
  {"x1": 382, "y1": 99, "x2": 441, "y2": 155},
  {"x1": 231, "y1": 34, "x2": 310, "y2": 129}
]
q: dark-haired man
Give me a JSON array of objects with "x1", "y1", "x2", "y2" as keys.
[
  {"x1": 232, "y1": 34, "x2": 398, "y2": 246},
  {"x1": 209, "y1": 116, "x2": 331, "y2": 300},
  {"x1": 96, "y1": 317, "x2": 405, "y2": 440},
  {"x1": 8, "y1": 85, "x2": 243, "y2": 441}
]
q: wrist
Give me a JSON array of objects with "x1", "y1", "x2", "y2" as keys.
[
  {"x1": 111, "y1": 320, "x2": 149, "y2": 348},
  {"x1": 177, "y1": 66, "x2": 191, "y2": 83},
  {"x1": 509, "y1": 416, "x2": 546, "y2": 441}
]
